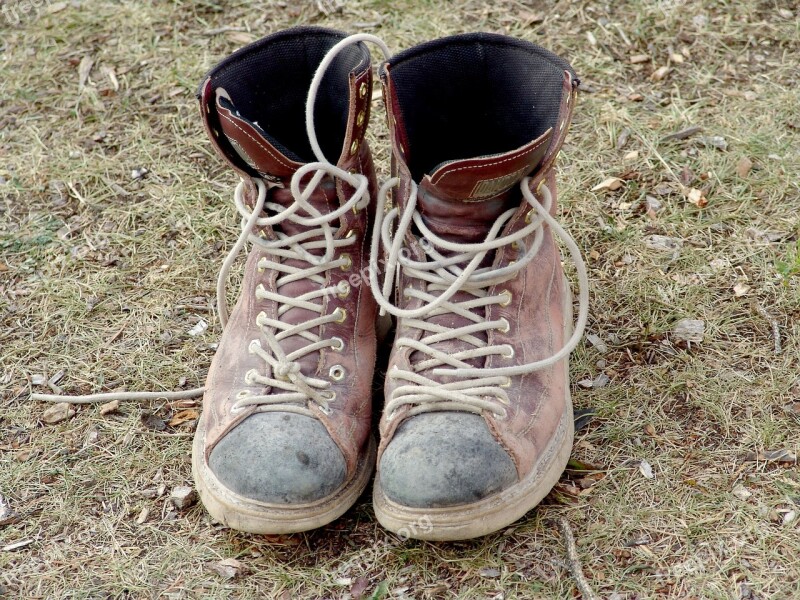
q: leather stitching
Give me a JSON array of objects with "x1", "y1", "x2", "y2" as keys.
[
  {"x1": 219, "y1": 109, "x2": 297, "y2": 171},
  {"x1": 430, "y1": 134, "x2": 550, "y2": 184}
]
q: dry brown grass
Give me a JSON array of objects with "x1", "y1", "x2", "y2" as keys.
[{"x1": 1, "y1": 0, "x2": 799, "y2": 598}]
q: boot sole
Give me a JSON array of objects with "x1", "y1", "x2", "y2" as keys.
[
  {"x1": 373, "y1": 279, "x2": 575, "y2": 541},
  {"x1": 192, "y1": 421, "x2": 376, "y2": 534}
]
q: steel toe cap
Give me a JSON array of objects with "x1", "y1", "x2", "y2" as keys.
[
  {"x1": 378, "y1": 412, "x2": 517, "y2": 508},
  {"x1": 209, "y1": 412, "x2": 346, "y2": 504}
]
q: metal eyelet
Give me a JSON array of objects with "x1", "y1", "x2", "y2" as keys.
[
  {"x1": 345, "y1": 229, "x2": 356, "y2": 239},
  {"x1": 235, "y1": 390, "x2": 250, "y2": 400},
  {"x1": 350, "y1": 139, "x2": 359, "y2": 155},
  {"x1": 359, "y1": 82, "x2": 368, "y2": 98},
  {"x1": 329, "y1": 365, "x2": 346, "y2": 381},
  {"x1": 500, "y1": 377, "x2": 512, "y2": 388},
  {"x1": 356, "y1": 110, "x2": 365, "y2": 127},
  {"x1": 331, "y1": 337, "x2": 345, "y2": 351},
  {"x1": 524, "y1": 209, "x2": 534, "y2": 224},
  {"x1": 333, "y1": 307, "x2": 347, "y2": 323},
  {"x1": 340, "y1": 254, "x2": 352, "y2": 270},
  {"x1": 499, "y1": 290, "x2": 512, "y2": 307},
  {"x1": 501, "y1": 345, "x2": 515, "y2": 359},
  {"x1": 337, "y1": 281, "x2": 351, "y2": 299},
  {"x1": 498, "y1": 317, "x2": 510, "y2": 333}
]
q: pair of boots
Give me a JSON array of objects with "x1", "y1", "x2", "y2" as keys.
[{"x1": 193, "y1": 26, "x2": 588, "y2": 541}]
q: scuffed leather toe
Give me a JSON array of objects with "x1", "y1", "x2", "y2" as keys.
[
  {"x1": 378, "y1": 412, "x2": 518, "y2": 508},
  {"x1": 209, "y1": 412, "x2": 346, "y2": 504}
]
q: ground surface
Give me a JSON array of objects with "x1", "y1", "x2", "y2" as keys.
[{"x1": 1, "y1": 0, "x2": 799, "y2": 598}]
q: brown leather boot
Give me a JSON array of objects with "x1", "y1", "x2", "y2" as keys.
[
  {"x1": 192, "y1": 27, "x2": 379, "y2": 534},
  {"x1": 370, "y1": 33, "x2": 589, "y2": 540}
]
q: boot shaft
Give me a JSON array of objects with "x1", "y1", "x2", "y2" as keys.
[{"x1": 380, "y1": 33, "x2": 578, "y2": 235}]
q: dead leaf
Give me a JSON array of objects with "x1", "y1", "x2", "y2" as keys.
[
  {"x1": 140, "y1": 412, "x2": 166, "y2": 431},
  {"x1": 592, "y1": 177, "x2": 624, "y2": 192},
  {"x1": 670, "y1": 52, "x2": 684, "y2": 64},
  {"x1": 644, "y1": 235, "x2": 683, "y2": 252},
  {"x1": 686, "y1": 187, "x2": 707, "y2": 208},
  {"x1": 623, "y1": 150, "x2": 639, "y2": 161},
  {"x1": 42, "y1": 403, "x2": 75, "y2": 424},
  {"x1": 698, "y1": 135, "x2": 728, "y2": 151},
  {"x1": 629, "y1": 54, "x2": 650, "y2": 64},
  {"x1": 673, "y1": 319, "x2": 704, "y2": 343},
  {"x1": 733, "y1": 282, "x2": 750, "y2": 297},
  {"x1": 208, "y1": 558, "x2": 246, "y2": 580},
  {"x1": 78, "y1": 56, "x2": 94, "y2": 91},
  {"x1": 736, "y1": 156, "x2": 753, "y2": 178},
  {"x1": 644, "y1": 424, "x2": 656, "y2": 437},
  {"x1": 350, "y1": 576, "x2": 370, "y2": 600},
  {"x1": 101, "y1": 65, "x2": 119, "y2": 91},
  {"x1": 168, "y1": 409, "x2": 199, "y2": 427},
  {"x1": 639, "y1": 460, "x2": 654, "y2": 479},
  {"x1": 650, "y1": 66, "x2": 670, "y2": 81},
  {"x1": 226, "y1": 31, "x2": 256, "y2": 45}
]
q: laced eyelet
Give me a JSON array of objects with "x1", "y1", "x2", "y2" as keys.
[
  {"x1": 499, "y1": 290, "x2": 512, "y2": 307},
  {"x1": 501, "y1": 345, "x2": 515, "y2": 359},
  {"x1": 498, "y1": 317, "x2": 510, "y2": 333},
  {"x1": 257, "y1": 259, "x2": 267, "y2": 273},
  {"x1": 500, "y1": 377, "x2": 512, "y2": 388},
  {"x1": 339, "y1": 253, "x2": 352, "y2": 270},
  {"x1": 248, "y1": 339, "x2": 261, "y2": 354},
  {"x1": 495, "y1": 407, "x2": 508, "y2": 420},
  {"x1": 337, "y1": 281, "x2": 351, "y2": 299},
  {"x1": 243, "y1": 369, "x2": 257, "y2": 385},
  {"x1": 329, "y1": 365, "x2": 346, "y2": 381},
  {"x1": 331, "y1": 337, "x2": 345, "y2": 351},
  {"x1": 524, "y1": 209, "x2": 534, "y2": 224},
  {"x1": 256, "y1": 311, "x2": 267, "y2": 326},
  {"x1": 333, "y1": 307, "x2": 347, "y2": 323},
  {"x1": 324, "y1": 391, "x2": 337, "y2": 401},
  {"x1": 345, "y1": 229, "x2": 356, "y2": 239}
]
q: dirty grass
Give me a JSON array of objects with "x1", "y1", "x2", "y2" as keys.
[{"x1": 1, "y1": 0, "x2": 799, "y2": 598}]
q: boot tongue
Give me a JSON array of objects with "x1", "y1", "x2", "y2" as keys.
[
  {"x1": 411, "y1": 130, "x2": 552, "y2": 374},
  {"x1": 417, "y1": 129, "x2": 552, "y2": 242},
  {"x1": 216, "y1": 89, "x2": 339, "y2": 376}
]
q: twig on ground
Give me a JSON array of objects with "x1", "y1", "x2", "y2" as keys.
[
  {"x1": 754, "y1": 302, "x2": 781, "y2": 355},
  {"x1": 31, "y1": 389, "x2": 205, "y2": 404},
  {"x1": 558, "y1": 517, "x2": 599, "y2": 600}
]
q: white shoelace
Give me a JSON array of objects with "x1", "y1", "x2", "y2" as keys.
[
  {"x1": 370, "y1": 177, "x2": 589, "y2": 420},
  {"x1": 31, "y1": 34, "x2": 392, "y2": 409}
]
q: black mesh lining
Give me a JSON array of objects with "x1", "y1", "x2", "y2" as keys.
[
  {"x1": 201, "y1": 26, "x2": 370, "y2": 163},
  {"x1": 385, "y1": 33, "x2": 576, "y2": 181}
]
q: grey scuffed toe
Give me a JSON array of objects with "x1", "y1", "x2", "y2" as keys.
[
  {"x1": 209, "y1": 412, "x2": 346, "y2": 505},
  {"x1": 378, "y1": 412, "x2": 518, "y2": 508}
]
